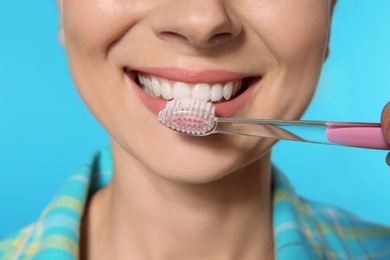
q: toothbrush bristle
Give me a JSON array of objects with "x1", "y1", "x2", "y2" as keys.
[{"x1": 158, "y1": 99, "x2": 217, "y2": 135}]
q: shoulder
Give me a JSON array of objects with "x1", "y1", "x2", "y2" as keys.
[
  {"x1": 272, "y1": 166, "x2": 390, "y2": 259},
  {"x1": 0, "y1": 221, "x2": 78, "y2": 259},
  {"x1": 0, "y1": 149, "x2": 112, "y2": 260},
  {"x1": 0, "y1": 224, "x2": 36, "y2": 259},
  {"x1": 301, "y1": 197, "x2": 390, "y2": 259}
]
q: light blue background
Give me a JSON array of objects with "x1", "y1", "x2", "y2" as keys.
[{"x1": 0, "y1": 1, "x2": 389, "y2": 239}]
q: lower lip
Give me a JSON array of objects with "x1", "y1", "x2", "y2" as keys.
[{"x1": 125, "y1": 73, "x2": 259, "y2": 118}]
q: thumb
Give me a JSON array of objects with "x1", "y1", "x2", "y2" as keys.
[{"x1": 381, "y1": 102, "x2": 390, "y2": 165}]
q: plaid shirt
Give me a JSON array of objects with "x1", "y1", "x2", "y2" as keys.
[{"x1": 1, "y1": 148, "x2": 390, "y2": 259}]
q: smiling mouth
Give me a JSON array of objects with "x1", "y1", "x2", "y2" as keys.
[{"x1": 125, "y1": 69, "x2": 257, "y2": 103}]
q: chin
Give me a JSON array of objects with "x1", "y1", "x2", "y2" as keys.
[
  {"x1": 151, "y1": 159, "x2": 239, "y2": 185},
  {"x1": 134, "y1": 134, "x2": 275, "y2": 185}
]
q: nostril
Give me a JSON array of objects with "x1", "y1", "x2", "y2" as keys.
[
  {"x1": 159, "y1": 31, "x2": 237, "y2": 48},
  {"x1": 160, "y1": 31, "x2": 189, "y2": 44},
  {"x1": 207, "y1": 32, "x2": 234, "y2": 46}
]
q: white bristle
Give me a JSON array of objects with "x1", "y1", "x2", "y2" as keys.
[
  {"x1": 158, "y1": 98, "x2": 217, "y2": 135},
  {"x1": 211, "y1": 106, "x2": 216, "y2": 116},
  {"x1": 205, "y1": 102, "x2": 212, "y2": 112}
]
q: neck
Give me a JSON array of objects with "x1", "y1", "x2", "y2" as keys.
[{"x1": 81, "y1": 142, "x2": 274, "y2": 260}]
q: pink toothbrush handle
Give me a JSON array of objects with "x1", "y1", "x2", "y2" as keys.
[{"x1": 326, "y1": 126, "x2": 390, "y2": 150}]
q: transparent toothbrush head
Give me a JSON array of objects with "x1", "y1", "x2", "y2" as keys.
[{"x1": 158, "y1": 99, "x2": 218, "y2": 136}]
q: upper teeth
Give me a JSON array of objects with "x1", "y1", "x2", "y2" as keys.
[{"x1": 138, "y1": 74, "x2": 242, "y2": 102}]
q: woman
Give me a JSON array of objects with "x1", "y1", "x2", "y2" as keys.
[{"x1": 1, "y1": 0, "x2": 390, "y2": 259}]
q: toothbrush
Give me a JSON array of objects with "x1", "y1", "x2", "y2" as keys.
[{"x1": 158, "y1": 98, "x2": 390, "y2": 150}]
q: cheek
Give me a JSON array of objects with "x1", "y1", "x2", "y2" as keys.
[
  {"x1": 61, "y1": 0, "x2": 151, "y2": 128},
  {"x1": 245, "y1": 2, "x2": 330, "y2": 119},
  {"x1": 62, "y1": 0, "x2": 152, "y2": 54},
  {"x1": 258, "y1": 3, "x2": 330, "y2": 64}
]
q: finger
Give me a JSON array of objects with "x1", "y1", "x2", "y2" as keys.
[
  {"x1": 381, "y1": 102, "x2": 390, "y2": 144},
  {"x1": 381, "y1": 102, "x2": 390, "y2": 165}
]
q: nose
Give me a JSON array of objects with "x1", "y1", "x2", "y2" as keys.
[{"x1": 151, "y1": 1, "x2": 242, "y2": 49}]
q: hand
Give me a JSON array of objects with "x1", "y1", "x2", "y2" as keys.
[{"x1": 381, "y1": 102, "x2": 390, "y2": 165}]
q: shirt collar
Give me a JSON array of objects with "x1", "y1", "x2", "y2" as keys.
[
  {"x1": 272, "y1": 167, "x2": 323, "y2": 258},
  {"x1": 20, "y1": 148, "x2": 317, "y2": 259}
]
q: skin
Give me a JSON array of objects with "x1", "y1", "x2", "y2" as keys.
[
  {"x1": 56, "y1": 0, "x2": 389, "y2": 259},
  {"x1": 382, "y1": 102, "x2": 390, "y2": 165}
]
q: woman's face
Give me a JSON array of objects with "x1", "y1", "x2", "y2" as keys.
[{"x1": 59, "y1": 0, "x2": 333, "y2": 183}]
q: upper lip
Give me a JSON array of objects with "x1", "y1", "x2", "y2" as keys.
[{"x1": 125, "y1": 67, "x2": 259, "y2": 84}]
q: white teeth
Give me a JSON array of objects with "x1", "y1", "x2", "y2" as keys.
[
  {"x1": 161, "y1": 81, "x2": 173, "y2": 99},
  {"x1": 210, "y1": 84, "x2": 223, "y2": 102},
  {"x1": 191, "y1": 83, "x2": 210, "y2": 101},
  {"x1": 138, "y1": 74, "x2": 242, "y2": 102},
  {"x1": 173, "y1": 82, "x2": 191, "y2": 99},
  {"x1": 223, "y1": 82, "x2": 233, "y2": 100},
  {"x1": 139, "y1": 75, "x2": 146, "y2": 86},
  {"x1": 232, "y1": 81, "x2": 239, "y2": 96},
  {"x1": 152, "y1": 78, "x2": 161, "y2": 97}
]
